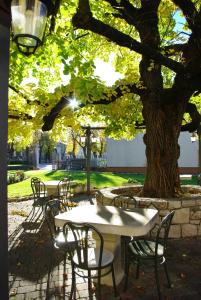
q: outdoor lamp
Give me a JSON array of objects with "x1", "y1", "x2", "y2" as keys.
[
  {"x1": 191, "y1": 132, "x2": 198, "y2": 143},
  {"x1": 11, "y1": 0, "x2": 58, "y2": 56}
]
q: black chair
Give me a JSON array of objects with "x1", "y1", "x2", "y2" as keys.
[
  {"x1": 124, "y1": 210, "x2": 175, "y2": 300},
  {"x1": 63, "y1": 221, "x2": 118, "y2": 300},
  {"x1": 44, "y1": 199, "x2": 75, "y2": 299},
  {"x1": 57, "y1": 177, "x2": 73, "y2": 202},
  {"x1": 113, "y1": 194, "x2": 137, "y2": 209},
  {"x1": 31, "y1": 177, "x2": 49, "y2": 211}
]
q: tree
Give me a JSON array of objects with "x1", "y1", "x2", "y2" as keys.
[
  {"x1": 71, "y1": 0, "x2": 201, "y2": 197},
  {"x1": 8, "y1": 0, "x2": 201, "y2": 198}
]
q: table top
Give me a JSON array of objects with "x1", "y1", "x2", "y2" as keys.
[
  {"x1": 44, "y1": 180, "x2": 76, "y2": 187},
  {"x1": 55, "y1": 205, "x2": 158, "y2": 237},
  {"x1": 44, "y1": 180, "x2": 60, "y2": 186}
]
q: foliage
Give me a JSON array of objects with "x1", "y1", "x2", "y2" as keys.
[
  {"x1": 8, "y1": 1, "x2": 201, "y2": 197},
  {"x1": 7, "y1": 170, "x2": 26, "y2": 185}
]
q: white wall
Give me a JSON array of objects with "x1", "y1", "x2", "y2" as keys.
[{"x1": 106, "y1": 132, "x2": 198, "y2": 168}]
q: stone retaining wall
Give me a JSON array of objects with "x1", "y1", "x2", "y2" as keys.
[{"x1": 96, "y1": 185, "x2": 201, "y2": 238}]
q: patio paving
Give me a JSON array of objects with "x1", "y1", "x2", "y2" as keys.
[{"x1": 8, "y1": 195, "x2": 201, "y2": 300}]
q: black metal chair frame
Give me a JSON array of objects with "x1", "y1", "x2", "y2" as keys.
[
  {"x1": 63, "y1": 221, "x2": 118, "y2": 300},
  {"x1": 57, "y1": 177, "x2": 72, "y2": 203},
  {"x1": 31, "y1": 177, "x2": 50, "y2": 211},
  {"x1": 113, "y1": 194, "x2": 137, "y2": 209},
  {"x1": 44, "y1": 199, "x2": 74, "y2": 299},
  {"x1": 124, "y1": 210, "x2": 175, "y2": 300}
]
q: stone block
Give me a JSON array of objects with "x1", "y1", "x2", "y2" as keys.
[
  {"x1": 190, "y1": 220, "x2": 200, "y2": 225},
  {"x1": 190, "y1": 208, "x2": 201, "y2": 220},
  {"x1": 182, "y1": 224, "x2": 197, "y2": 237},
  {"x1": 198, "y1": 224, "x2": 201, "y2": 236},
  {"x1": 196, "y1": 199, "x2": 201, "y2": 205},
  {"x1": 169, "y1": 224, "x2": 181, "y2": 238},
  {"x1": 168, "y1": 200, "x2": 181, "y2": 209},
  {"x1": 182, "y1": 200, "x2": 196, "y2": 207},
  {"x1": 159, "y1": 209, "x2": 169, "y2": 217},
  {"x1": 172, "y1": 208, "x2": 190, "y2": 224}
]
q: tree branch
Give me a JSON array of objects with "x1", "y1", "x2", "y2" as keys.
[
  {"x1": 88, "y1": 83, "x2": 144, "y2": 105},
  {"x1": 42, "y1": 94, "x2": 73, "y2": 131},
  {"x1": 9, "y1": 84, "x2": 47, "y2": 107},
  {"x1": 8, "y1": 111, "x2": 33, "y2": 121},
  {"x1": 104, "y1": 0, "x2": 140, "y2": 28},
  {"x1": 73, "y1": 1, "x2": 184, "y2": 73},
  {"x1": 172, "y1": 0, "x2": 197, "y2": 32},
  {"x1": 181, "y1": 102, "x2": 201, "y2": 132},
  {"x1": 162, "y1": 43, "x2": 187, "y2": 56}
]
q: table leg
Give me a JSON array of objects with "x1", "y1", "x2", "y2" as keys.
[
  {"x1": 93, "y1": 233, "x2": 125, "y2": 286},
  {"x1": 46, "y1": 187, "x2": 58, "y2": 197}
]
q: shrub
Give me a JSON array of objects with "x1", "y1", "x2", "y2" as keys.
[
  {"x1": 7, "y1": 170, "x2": 26, "y2": 185},
  {"x1": 127, "y1": 178, "x2": 139, "y2": 184}
]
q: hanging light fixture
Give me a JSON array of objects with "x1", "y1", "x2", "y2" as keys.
[
  {"x1": 11, "y1": 0, "x2": 59, "y2": 56},
  {"x1": 191, "y1": 132, "x2": 198, "y2": 143}
]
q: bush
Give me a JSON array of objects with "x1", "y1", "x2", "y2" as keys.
[
  {"x1": 7, "y1": 171, "x2": 26, "y2": 185},
  {"x1": 127, "y1": 178, "x2": 139, "y2": 184}
]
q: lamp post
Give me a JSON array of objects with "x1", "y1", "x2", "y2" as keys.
[
  {"x1": 81, "y1": 126, "x2": 105, "y2": 197},
  {"x1": 191, "y1": 129, "x2": 201, "y2": 185},
  {"x1": 198, "y1": 125, "x2": 201, "y2": 185},
  {"x1": 0, "y1": 2, "x2": 11, "y2": 299},
  {"x1": 0, "y1": 1, "x2": 60, "y2": 298},
  {"x1": 11, "y1": 0, "x2": 59, "y2": 55}
]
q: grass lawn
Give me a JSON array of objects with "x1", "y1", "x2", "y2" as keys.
[{"x1": 7, "y1": 169, "x2": 198, "y2": 199}]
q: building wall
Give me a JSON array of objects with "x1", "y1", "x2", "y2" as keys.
[{"x1": 106, "y1": 132, "x2": 199, "y2": 173}]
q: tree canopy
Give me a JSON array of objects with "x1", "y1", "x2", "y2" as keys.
[{"x1": 9, "y1": 1, "x2": 201, "y2": 142}]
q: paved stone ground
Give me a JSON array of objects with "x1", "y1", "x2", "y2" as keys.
[{"x1": 8, "y1": 196, "x2": 201, "y2": 300}]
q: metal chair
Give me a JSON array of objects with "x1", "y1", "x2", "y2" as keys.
[
  {"x1": 113, "y1": 194, "x2": 137, "y2": 209},
  {"x1": 124, "y1": 210, "x2": 175, "y2": 300},
  {"x1": 44, "y1": 199, "x2": 75, "y2": 299},
  {"x1": 31, "y1": 177, "x2": 49, "y2": 211},
  {"x1": 113, "y1": 194, "x2": 138, "y2": 276},
  {"x1": 57, "y1": 177, "x2": 72, "y2": 201},
  {"x1": 63, "y1": 221, "x2": 118, "y2": 300}
]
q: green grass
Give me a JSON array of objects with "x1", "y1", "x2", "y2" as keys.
[
  {"x1": 7, "y1": 169, "x2": 198, "y2": 199},
  {"x1": 8, "y1": 170, "x2": 145, "y2": 198}
]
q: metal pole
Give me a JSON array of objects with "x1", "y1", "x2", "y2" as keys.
[
  {"x1": 0, "y1": 1, "x2": 11, "y2": 299},
  {"x1": 86, "y1": 127, "x2": 91, "y2": 196},
  {"x1": 198, "y1": 125, "x2": 201, "y2": 185}
]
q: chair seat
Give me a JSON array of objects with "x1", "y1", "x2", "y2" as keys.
[
  {"x1": 54, "y1": 230, "x2": 76, "y2": 249},
  {"x1": 73, "y1": 248, "x2": 114, "y2": 269},
  {"x1": 129, "y1": 239, "x2": 164, "y2": 258}
]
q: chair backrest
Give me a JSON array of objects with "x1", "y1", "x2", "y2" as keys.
[
  {"x1": 45, "y1": 199, "x2": 66, "y2": 241},
  {"x1": 63, "y1": 221, "x2": 104, "y2": 270},
  {"x1": 113, "y1": 194, "x2": 137, "y2": 209},
  {"x1": 155, "y1": 210, "x2": 175, "y2": 255},
  {"x1": 31, "y1": 177, "x2": 47, "y2": 199},
  {"x1": 57, "y1": 177, "x2": 71, "y2": 199}
]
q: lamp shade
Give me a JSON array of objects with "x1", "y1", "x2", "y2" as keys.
[{"x1": 11, "y1": 0, "x2": 48, "y2": 55}]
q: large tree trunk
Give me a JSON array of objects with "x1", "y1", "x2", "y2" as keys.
[{"x1": 142, "y1": 93, "x2": 186, "y2": 198}]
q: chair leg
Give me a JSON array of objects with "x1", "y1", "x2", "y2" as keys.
[
  {"x1": 63, "y1": 253, "x2": 67, "y2": 299},
  {"x1": 88, "y1": 270, "x2": 92, "y2": 298},
  {"x1": 97, "y1": 270, "x2": 101, "y2": 300},
  {"x1": 111, "y1": 264, "x2": 118, "y2": 298},
  {"x1": 123, "y1": 255, "x2": 130, "y2": 292},
  {"x1": 154, "y1": 261, "x2": 161, "y2": 300},
  {"x1": 136, "y1": 259, "x2": 140, "y2": 279},
  {"x1": 163, "y1": 260, "x2": 171, "y2": 288},
  {"x1": 70, "y1": 264, "x2": 75, "y2": 300}
]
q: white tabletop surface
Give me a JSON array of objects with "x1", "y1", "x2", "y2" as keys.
[
  {"x1": 44, "y1": 180, "x2": 60, "y2": 186},
  {"x1": 44, "y1": 180, "x2": 75, "y2": 187},
  {"x1": 55, "y1": 205, "x2": 158, "y2": 237}
]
